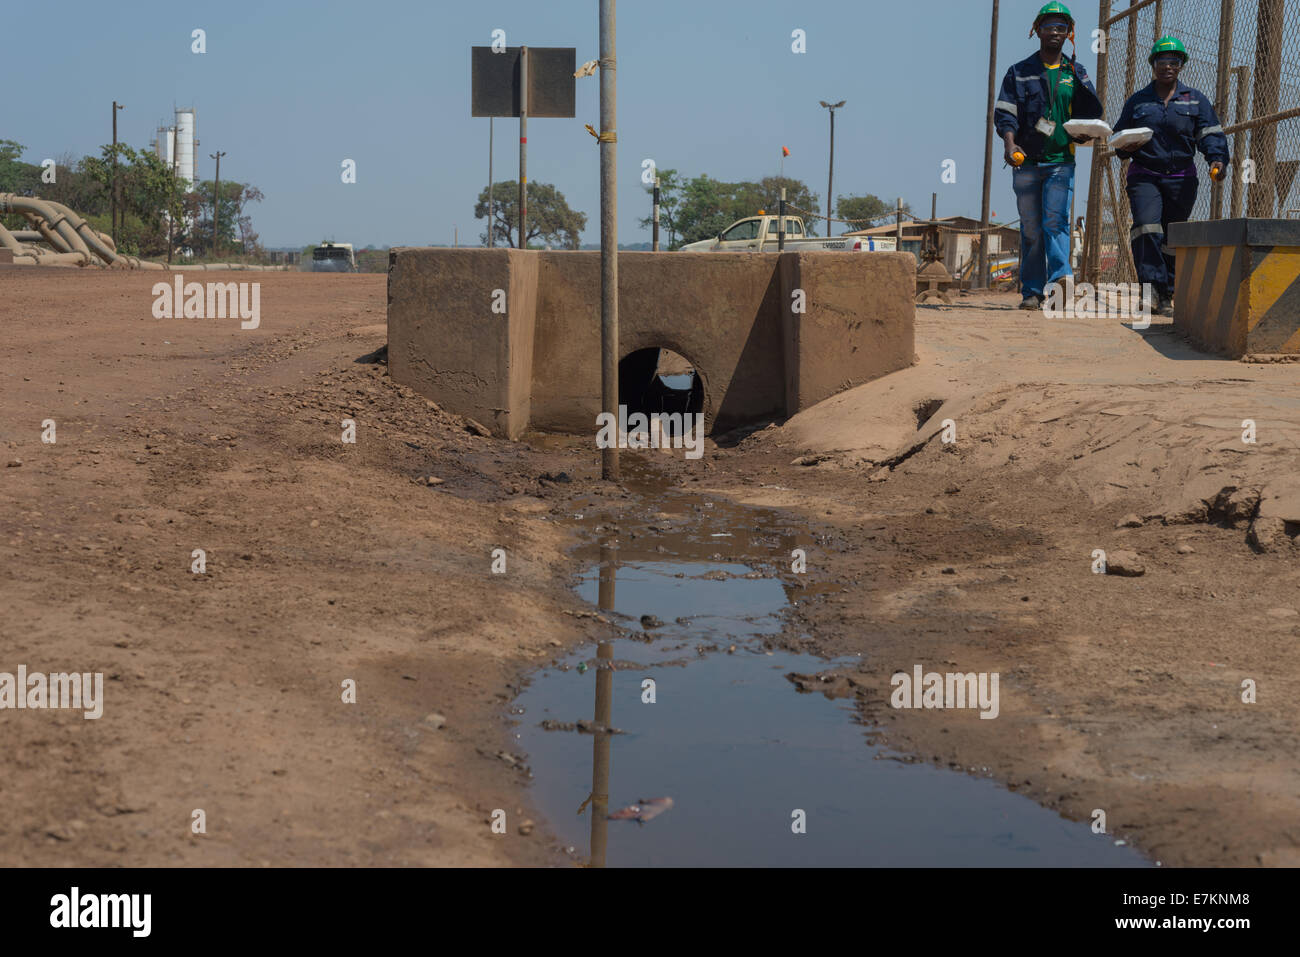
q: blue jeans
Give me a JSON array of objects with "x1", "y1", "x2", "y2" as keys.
[
  {"x1": 1126, "y1": 172, "x2": 1198, "y2": 300},
  {"x1": 1013, "y1": 163, "x2": 1075, "y2": 299}
]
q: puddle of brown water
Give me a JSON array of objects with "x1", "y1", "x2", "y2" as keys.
[{"x1": 511, "y1": 454, "x2": 1149, "y2": 867}]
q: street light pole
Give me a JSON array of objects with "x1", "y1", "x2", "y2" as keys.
[
  {"x1": 819, "y1": 100, "x2": 845, "y2": 236},
  {"x1": 210, "y1": 151, "x2": 226, "y2": 258},
  {"x1": 111, "y1": 101, "x2": 124, "y2": 246}
]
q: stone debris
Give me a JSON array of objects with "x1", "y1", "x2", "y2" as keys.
[{"x1": 1105, "y1": 550, "x2": 1146, "y2": 577}]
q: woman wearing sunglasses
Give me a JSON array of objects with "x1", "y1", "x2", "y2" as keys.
[{"x1": 1113, "y1": 37, "x2": 1230, "y2": 316}]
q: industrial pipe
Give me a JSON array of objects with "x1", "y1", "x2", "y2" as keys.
[{"x1": 0, "y1": 193, "x2": 288, "y2": 270}]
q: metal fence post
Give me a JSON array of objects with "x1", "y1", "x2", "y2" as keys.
[
  {"x1": 1212, "y1": 0, "x2": 1236, "y2": 220},
  {"x1": 1230, "y1": 65, "x2": 1251, "y2": 219},
  {"x1": 1084, "y1": 0, "x2": 1112, "y2": 284},
  {"x1": 1247, "y1": 0, "x2": 1285, "y2": 217}
]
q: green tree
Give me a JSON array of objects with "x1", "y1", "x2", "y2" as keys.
[
  {"x1": 83, "y1": 144, "x2": 191, "y2": 256},
  {"x1": 672, "y1": 174, "x2": 821, "y2": 246},
  {"x1": 837, "y1": 194, "x2": 902, "y2": 232},
  {"x1": 187, "y1": 180, "x2": 264, "y2": 258},
  {"x1": 0, "y1": 140, "x2": 37, "y2": 194},
  {"x1": 474, "y1": 180, "x2": 587, "y2": 248},
  {"x1": 637, "y1": 167, "x2": 684, "y2": 248}
]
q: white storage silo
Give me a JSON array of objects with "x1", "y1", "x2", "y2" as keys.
[
  {"x1": 175, "y1": 108, "x2": 196, "y2": 186},
  {"x1": 154, "y1": 126, "x2": 176, "y2": 167}
]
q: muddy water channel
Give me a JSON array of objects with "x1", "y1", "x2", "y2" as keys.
[{"x1": 512, "y1": 457, "x2": 1147, "y2": 867}]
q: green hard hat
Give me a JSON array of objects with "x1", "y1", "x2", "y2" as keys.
[
  {"x1": 1034, "y1": 1, "x2": 1074, "y2": 27},
  {"x1": 1150, "y1": 36, "x2": 1189, "y2": 64}
]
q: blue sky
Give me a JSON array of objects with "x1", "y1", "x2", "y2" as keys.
[{"x1": 5, "y1": 0, "x2": 1107, "y2": 247}]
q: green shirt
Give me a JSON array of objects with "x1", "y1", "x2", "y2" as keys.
[{"x1": 1032, "y1": 60, "x2": 1076, "y2": 166}]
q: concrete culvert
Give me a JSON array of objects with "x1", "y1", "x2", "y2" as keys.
[{"x1": 618, "y1": 348, "x2": 705, "y2": 434}]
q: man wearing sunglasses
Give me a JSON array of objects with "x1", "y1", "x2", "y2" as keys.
[
  {"x1": 1113, "y1": 37, "x2": 1229, "y2": 316},
  {"x1": 994, "y1": 2, "x2": 1104, "y2": 311}
]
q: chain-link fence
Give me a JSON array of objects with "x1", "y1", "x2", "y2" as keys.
[{"x1": 1084, "y1": 0, "x2": 1300, "y2": 284}]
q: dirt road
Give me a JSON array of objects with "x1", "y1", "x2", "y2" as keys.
[{"x1": 2, "y1": 271, "x2": 1296, "y2": 867}]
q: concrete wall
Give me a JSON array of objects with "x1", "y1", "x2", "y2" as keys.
[
  {"x1": 388, "y1": 247, "x2": 537, "y2": 438},
  {"x1": 1171, "y1": 219, "x2": 1300, "y2": 357},
  {"x1": 779, "y1": 251, "x2": 916, "y2": 415},
  {"x1": 530, "y1": 252, "x2": 785, "y2": 433},
  {"x1": 388, "y1": 247, "x2": 915, "y2": 439}
]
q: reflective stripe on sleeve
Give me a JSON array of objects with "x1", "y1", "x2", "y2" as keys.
[
  {"x1": 1198, "y1": 124, "x2": 1224, "y2": 139},
  {"x1": 1131, "y1": 223, "x2": 1164, "y2": 240},
  {"x1": 995, "y1": 100, "x2": 1018, "y2": 116}
]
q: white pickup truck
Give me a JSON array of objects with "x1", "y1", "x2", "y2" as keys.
[{"x1": 678, "y1": 214, "x2": 897, "y2": 253}]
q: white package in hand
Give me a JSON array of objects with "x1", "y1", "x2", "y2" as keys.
[
  {"x1": 1064, "y1": 119, "x2": 1113, "y2": 141},
  {"x1": 1109, "y1": 127, "x2": 1154, "y2": 150}
]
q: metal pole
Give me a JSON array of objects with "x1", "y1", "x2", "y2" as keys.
[
  {"x1": 778, "y1": 188, "x2": 786, "y2": 251},
  {"x1": 111, "y1": 101, "x2": 123, "y2": 246},
  {"x1": 1247, "y1": 0, "x2": 1284, "y2": 218},
  {"x1": 652, "y1": 175, "x2": 660, "y2": 251},
  {"x1": 978, "y1": 0, "x2": 999, "y2": 290},
  {"x1": 210, "y1": 150, "x2": 225, "y2": 258},
  {"x1": 519, "y1": 46, "x2": 528, "y2": 249},
  {"x1": 454, "y1": 225, "x2": 458, "y2": 247},
  {"x1": 826, "y1": 107, "x2": 835, "y2": 236},
  {"x1": 1124, "y1": 1, "x2": 1138, "y2": 102},
  {"x1": 1230, "y1": 65, "x2": 1251, "y2": 219},
  {"x1": 896, "y1": 196, "x2": 903, "y2": 251},
  {"x1": 488, "y1": 117, "x2": 495, "y2": 248},
  {"x1": 1085, "y1": 0, "x2": 1112, "y2": 283},
  {"x1": 1212, "y1": 0, "x2": 1235, "y2": 219},
  {"x1": 168, "y1": 127, "x2": 178, "y2": 265},
  {"x1": 599, "y1": 2, "x2": 619, "y2": 482}
]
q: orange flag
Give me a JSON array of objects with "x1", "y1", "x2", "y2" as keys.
[{"x1": 782, "y1": 146, "x2": 791, "y2": 157}]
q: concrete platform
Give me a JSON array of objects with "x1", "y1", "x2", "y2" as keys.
[
  {"x1": 1171, "y1": 218, "x2": 1300, "y2": 357},
  {"x1": 388, "y1": 248, "x2": 916, "y2": 438}
]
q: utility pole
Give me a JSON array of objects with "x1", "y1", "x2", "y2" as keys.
[
  {"x1": 978, "y1": 0, "x2": 1000, "y2": 289},
  {"x1": 210, "y1": 151, "x2": 226, "y2": 258},
  {"x1": 819, "y1": 100, "x2": 845, "y2": 237},
  {"x1": 111, "y1": 101, "x2": 124, "y2": 246},
  {"x1": 168, "y1": 127, "x2": 179, "y2": 264},
  {"x1": 599, "y1": 1, "x2": 619, "y2": 481}
]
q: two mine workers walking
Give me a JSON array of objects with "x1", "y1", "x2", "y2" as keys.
[{"x1": 995, "y1": 2, "x2": 1230, "y2": 317}]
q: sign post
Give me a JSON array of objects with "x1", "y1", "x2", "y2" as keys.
[{"x1": 471, "y1": 46, "x2": 576, "y2": 249}]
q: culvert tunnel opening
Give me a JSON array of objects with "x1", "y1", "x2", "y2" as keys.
[{"x1": 619, "y1": 348, "x2": 705, "y2": 436}]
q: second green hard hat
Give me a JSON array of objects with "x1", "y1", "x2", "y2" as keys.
[{"x1": 1150, "y1": 36, "x2": 1189, "y2": 64}]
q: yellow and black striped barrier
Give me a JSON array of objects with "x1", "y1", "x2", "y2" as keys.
[{"x1": 1170, "y1": 220, "x2": 1300, "y2": 357}]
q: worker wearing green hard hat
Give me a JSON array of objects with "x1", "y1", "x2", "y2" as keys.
[
  {"x1": 994, "y1": 2, "x2": 1104, "y2": 310},
  {"x1": 1112, "y1": 35, "x2": 1229, "y2": 315},
  {"x1": 1148, "y1": 36, "x2": 1189, "y2": 64}
]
